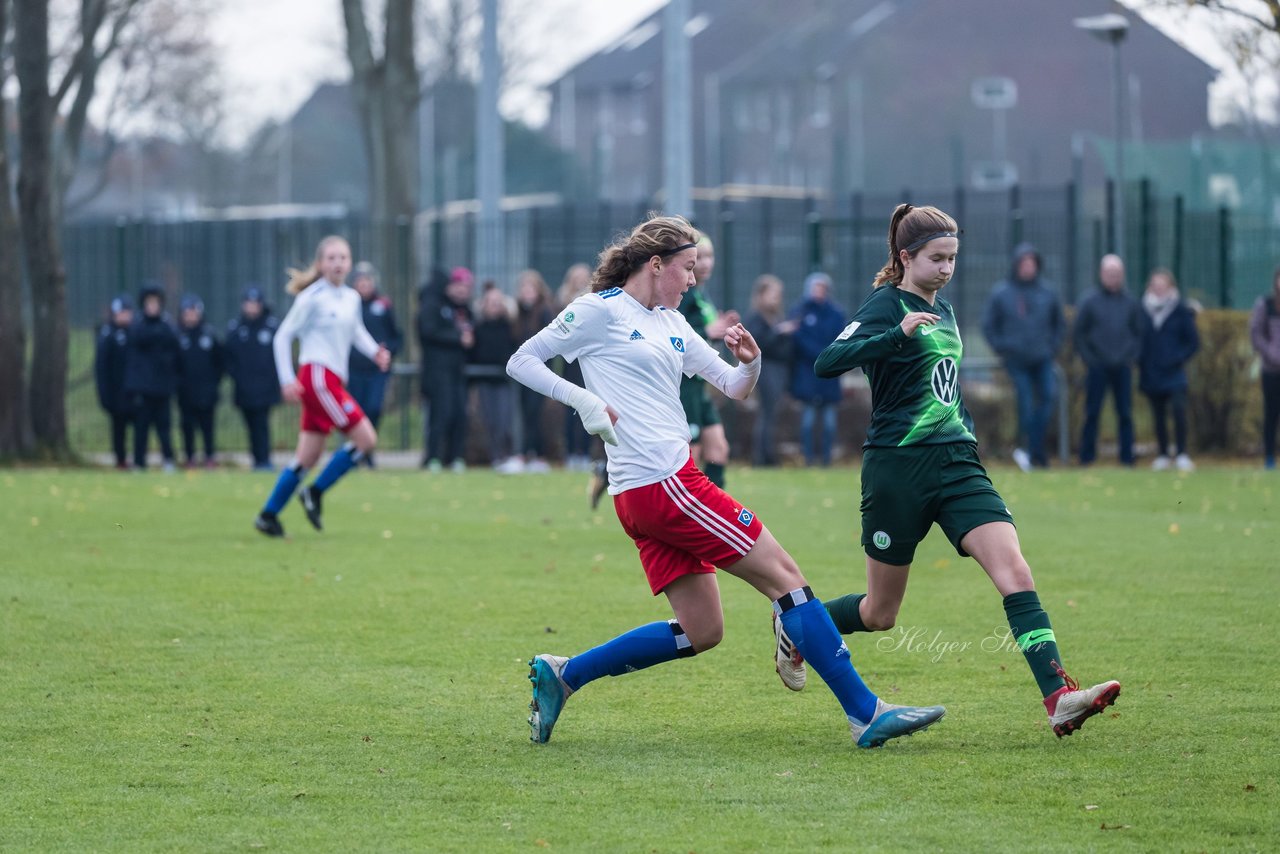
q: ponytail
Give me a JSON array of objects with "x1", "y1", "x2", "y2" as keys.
[
  {"x1": 286, "y1": 235, "x2": 350, "y2": 295},
  {"x1": 872, "y1": 204, "x2": 959, "y2": 287}
]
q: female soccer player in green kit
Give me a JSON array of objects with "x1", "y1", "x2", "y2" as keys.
[{"x1": 772, "y1": 204, "x2": 1120, "y2": 738}]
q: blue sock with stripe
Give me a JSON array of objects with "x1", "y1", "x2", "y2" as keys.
[
  {"x1": 312, "y1": 442, "x2": 364, "y2": 494},
  {"x1": 263, "y1": 462, "x2": 305, "y2": 515},
  {"x1": 776, "y1": 588, "x2": 879, "y2": 723},
  {"x1": 561, "y1": 620, "x2": 695, "y2": 692}
]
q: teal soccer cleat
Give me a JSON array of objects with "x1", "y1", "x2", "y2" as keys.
[
  {"x1": 527, "y1": 654, "x2": 574, "y2": 744},
  {"x1": 850, "y1": 699, "x2": 946, "y2": 748}
]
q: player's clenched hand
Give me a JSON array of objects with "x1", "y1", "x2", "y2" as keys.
[
  {"x1": 375, "y1": 346, "x2": 392, "y2": 372},
  {"x1": 900, "y1": 312, "x2": 941, "y2": 338},
  {"x1": 282, "y1": 382, "x2": 302, "y2": 403},
  {"x1": 723, "y1": 323, "x2": 760, "y2": 364}
]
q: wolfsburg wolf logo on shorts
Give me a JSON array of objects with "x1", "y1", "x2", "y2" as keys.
[
  {"x1": 872, "y1": 530, "x2": 891, "y2": 550},
  {"x1": 930, "y1": 357, "x2": 959, "y2": 406}
]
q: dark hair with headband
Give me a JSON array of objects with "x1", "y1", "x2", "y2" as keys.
[
  {"x1": 873, "y1": 204, "x2": 960, "y2": 287},
  {"x1": 590, "y1": 212, "x2": 700, "y2": 292}
]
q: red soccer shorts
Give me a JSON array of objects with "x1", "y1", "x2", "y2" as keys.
[
  {"x1": 612, "y1": 455, "x2": 764, "y2": 595},
  {"x1": 297, "y1": 363, "x2": 365, "y2": 435}
]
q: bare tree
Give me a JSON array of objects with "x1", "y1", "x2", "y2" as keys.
[
  {"x1": 8, "y1": 0, "x2": 144, "y2": 459},
  {"x1": 342, "y1": 0, "x2": 420, "y2": 224},
  {"x1": 0, "y1": 0, "x2": 33, "y2": 457},
  {"x1": 1144, "y1": 0, "x2": 1280, "y2": 131}
]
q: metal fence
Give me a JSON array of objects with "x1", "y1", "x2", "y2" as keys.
[{"x1": 61, "y1": 178, "x2": 1279, "y2": 457}]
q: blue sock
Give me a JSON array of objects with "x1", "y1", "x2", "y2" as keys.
[
  {"x1": 312, "y1": 442, "x2": 364, "y2": 493},
  {"x1": 561, "y1": 620, "x2": 694, "y2": 692},
  {"x1": 263, "y1": 462, "x2": 304, "y2": 515},
  {"x1": 777, "y1": 589, "x2": 878, "y2": 723}
]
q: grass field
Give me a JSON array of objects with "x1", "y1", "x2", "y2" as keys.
[{"x1": 2, "y1": 463, "x2": 1277, "y2": 852}]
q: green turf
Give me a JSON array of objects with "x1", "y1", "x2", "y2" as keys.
[{"x1": 2, "y1": 464, "x2": 1277, "y2": 852}]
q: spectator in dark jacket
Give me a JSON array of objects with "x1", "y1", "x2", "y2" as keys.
[
  {"x1": 744, "y1": 274, "x2": 796, "y2": 466},
  {"x1": 175, "y1": 295, "x2": 224, "y2": 468},
  {"x1": 513, "y1": 270, "x2": 556, "y2": 472},
  {"x1": 1139, "y1": 269, "x2": 1200, "y2": 472},
  {"x1": 470, "y1": 284, "x2": 520, "y2": 471},
  {"x1": 789, "y1": 272, "x2": 846, "y2": 466},
  {"x1": 124, "y1": 283, "x2": 180, "y2": 471},
  {"x1": 1248, "y1": 267, "x2": 1280, "y2": 470},
  {"x1": 348, "y1": 261, "x2": 402, "y2": 467},
  {"x1": 1073, "y1": 254, "x2": 1144, "y2": 466},
  {"x1": 418, "y1": 266, "x2": 474, "y2": 471},
  {"x1": 94, "y1": 294, "x2": 135, "y2": 469},
  {"x1": 981, "y1": 242, "x2": 1065, "y2": 470},
  {"x1": 225, "y1": 286, "x2": 281, "y2": 470}
]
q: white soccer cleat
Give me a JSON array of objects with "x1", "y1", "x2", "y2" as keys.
[
  {"x1": 1174, "y1": 453, "x2": 1195, "y2": 472},
  {"x1": 849, "y1": 698, "x2": 946, "y2": 748},
  {"x1": 1151, "y1": 455, "x2": 1171, "y2": 471},
  {"x1": 1012, "y1": 448, "x2": 1032, "y2": 472},
  {"x1": 771, "y1": 612, "x2": 807, "y2": 691},
  {"x1": 1047, "y1": 666, "x2": 1121, "y2": 737}
]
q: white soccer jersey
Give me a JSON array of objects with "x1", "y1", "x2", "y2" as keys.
[
  {"x1": 516, "y1": 287, "x2": 756, "y2": 493},
  {"x1": 273, "y1": 280, "x2": 379, "y2": 386}
]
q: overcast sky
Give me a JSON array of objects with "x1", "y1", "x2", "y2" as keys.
[{"x1": 207, "y1": 0, "x2": 1270, "y2": 144}]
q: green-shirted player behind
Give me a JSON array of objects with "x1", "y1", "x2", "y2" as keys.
[
  {"x1": 772, "y1": 203, "x2": 1120, "y2": 739},
  {"x1": 677, "y1": 235, "x2": 737, "y2": 488}
]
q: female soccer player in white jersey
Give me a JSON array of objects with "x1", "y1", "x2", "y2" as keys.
[
  {"x1": 253, "y1": 235, "x2": 390, "y2": 537},
  {"x1": 506, "y1": 213, "x2": 944, "y2": 748}
]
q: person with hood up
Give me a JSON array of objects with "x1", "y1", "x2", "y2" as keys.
[
  {"x1": 417, "y1": 266, "x2": 475, "y2": 471},
  {"x1": 788, "y1": 272, "x2": 847, "y2": 466},
  {"x1": 981, "y1": 243, "x2": 1065, "y2": 470}
]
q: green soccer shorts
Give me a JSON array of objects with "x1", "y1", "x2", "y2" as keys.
[
  {"x1": 680, "y1": 376, "x2": 721, "y2": 442},
  {"x1": 859, "y1": 442, "x2": 1013, "y2": 565}
]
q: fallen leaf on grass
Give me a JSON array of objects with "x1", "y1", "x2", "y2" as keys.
[
  {"x1": 775, "y1": 771, "x2": 793, "y2": 777},
  {"x1": 1099, "y1": 823, "x2": 1131, "y2": 830},
  {"x1": 1244, "y1": 784, "x2": 1256, "y2": 792},
  {"x1": 1084, "y1": 805, "x2": 1098, "y2": 811}
]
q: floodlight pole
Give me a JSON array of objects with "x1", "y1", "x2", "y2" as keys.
[
  {"x1": 663, "y1": 0, "x2": 693, "y2": 219},
  {"x1": 476, "y1": 0, "x2": 504, "y2": 287},
  {"x1": 1110, "y1": 34, "x2": 1126, "y2": 260},
  {"x1": 1075, "y1": 13, "x2": 1129, "y2": 260}
]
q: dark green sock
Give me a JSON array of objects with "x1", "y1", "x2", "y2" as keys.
[
  {"x1": 703, "y1": 462, "x2": 725, "y2": 488},
  {"x1": 824, "y1": 593, "x2": 869, "y2": 634},
  {"x1": 1003, "y1": 590, "x2": 1067, "y2": 698}
]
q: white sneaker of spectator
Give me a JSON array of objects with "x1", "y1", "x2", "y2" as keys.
[
  {"x1": 496, "y1": 456, "x2": 526, "y2": 475},
  {"x1": 1174, "y1": 453, "x2": 1195, "y2": 472}
]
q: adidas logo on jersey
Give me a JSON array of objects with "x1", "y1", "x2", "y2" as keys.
[{"x1": 629, "y1": 329, "x2": 645, "y2": 340}]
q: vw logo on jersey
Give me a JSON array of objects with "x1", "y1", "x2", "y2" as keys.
[
  {"x1": 257, "y1": 329, "x2": 272, "y2": 345},
  {"x1": 737, "y1": 508, "x2": 754, "y2": 526},
  {"x1": 199, "y1": 335, "x2": 212, "y2": 350},
  {"x1": 670, "y1": 337, "x2": 685, "y2": 353},
  {"x1": 930, "y1": 357, "x2": 959, "y2": 406}
]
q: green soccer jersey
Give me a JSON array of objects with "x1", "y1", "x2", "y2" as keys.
[{"x1": 815, "y1": 284, "x2": 976, "y2": 448}]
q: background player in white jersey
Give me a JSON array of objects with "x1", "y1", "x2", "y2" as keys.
[
  {"x1": 507, "y1": 213, "x2": 944, "y2": 748},
  {"x1": 254, "y1": 235, "x2": 390, "y2": 537}
]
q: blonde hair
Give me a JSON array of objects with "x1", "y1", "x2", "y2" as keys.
[
  {"x1": 286, "y1": 235, "x2": 350, "y2": 295},
  {"x1": 590, "y1": 213, "x2": 699, "y2": 292},
  {"x1": 873, "y1": 204, "x2": 959, "y2": 287}
]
